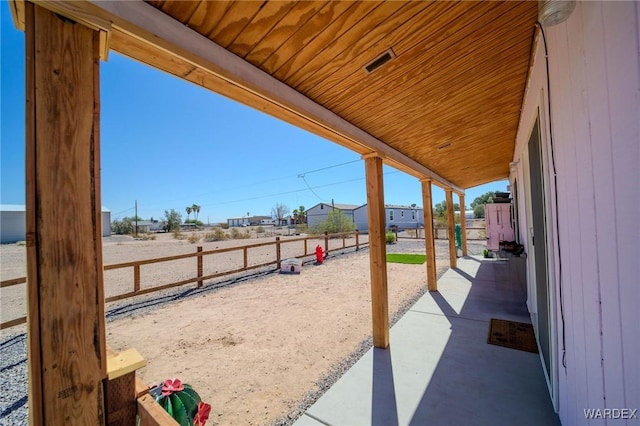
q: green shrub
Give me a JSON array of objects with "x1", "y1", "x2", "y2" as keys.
[
  {"x1": 173, "y1": 230, "x2": 186, "y2": 240},
  {"x1": 204, "y1": 228, "x2": 226, "y2": 242},
  {"x1": 230, "y1": 228, "x2": 251, "y2": 239},
  {"x1": 483, "y1": 248, "x2": 490, "y2": 258},
  {"x1": 220, "y1": 223, "x2": 229, "y2": 229},
  {"x1": 111, "y1": 218, "x2": 134, "y2": 235},
  {"x1": 385, "y1": 231, "x2": 396, "y2": 244},
  {"x1": 256, "y1": 226, "x2": 265, "y2": 234},
  {"x1": 188, "y1": 233, "x2": 200, "y2": 244},
  {"x1": 311, "y1": 210, "x2": 355, "y2": 235}
]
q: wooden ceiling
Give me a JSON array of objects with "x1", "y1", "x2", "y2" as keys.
[{"x1": 140, "y1": 1, "x2": 538, "y2": 189}]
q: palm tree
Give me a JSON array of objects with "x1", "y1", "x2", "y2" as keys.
[
  {"x1": 185, "y1": 206, "x2": 192, "y2": 222},
  {"x1": 298, "y1": 205, "x2": 306, "y2": 224},
  {"x1": 292, "y1": 209, "x2": 299, "y2": 225},
  {"x1": 192, "y1": 204, "x2": 201, "y2": 221}
]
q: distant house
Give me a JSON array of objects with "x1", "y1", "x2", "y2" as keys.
[
  {"x1": 227, "y1": 217, "x2": 250, "y2": 227},
  {"x1": 0, "y1": 204, "x2": 111, "y2": 243},
  {"x1": 132, "y1": 220, "x2": 164, "y2": 233},
  {"x1": 354, "y1": 204, "x2": 423, "y2": 232},
  {"x1": 227, "y1": 215, "x2": 274, "y2": 227},
  {"x1": 306, "y1": 203, "x2": 359, "y2": 230}
]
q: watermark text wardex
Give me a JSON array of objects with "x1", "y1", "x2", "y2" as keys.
[{"x1": 584, "y1": 408, "x2": 637, "y2": 420}]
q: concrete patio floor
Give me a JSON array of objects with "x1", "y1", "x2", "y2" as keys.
[{"x1": 294, "y1": 256, "x2": 560, "y2": 426}]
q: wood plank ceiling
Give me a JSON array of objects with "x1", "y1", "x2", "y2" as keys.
[{"x1": 143, "y1": 0, "x2": 538, "y2": 189}]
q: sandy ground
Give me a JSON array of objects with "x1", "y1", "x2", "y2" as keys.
[
  {"x1": 0, "y1": 230, "x2": 366, "y2": 324},
  {"x1": 0, "y1": 231, "x2": 485, "y2": 425}
]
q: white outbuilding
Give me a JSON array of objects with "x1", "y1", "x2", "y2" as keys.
[{"x1": 0, "y1": 204, "x2": 111, "y2": 244}]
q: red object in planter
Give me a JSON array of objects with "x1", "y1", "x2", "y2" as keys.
[{"x1": 315, "y1": 245, "x2": 324, "y2": 264}]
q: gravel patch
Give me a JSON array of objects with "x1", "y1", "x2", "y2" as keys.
[{"x1": 0, "y1": 334, "x2": 28, "y2": 426}]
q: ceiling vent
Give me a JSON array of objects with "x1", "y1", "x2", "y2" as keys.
[{"x1": 363, "y1": 48, "x2": 395, "y2": 74}]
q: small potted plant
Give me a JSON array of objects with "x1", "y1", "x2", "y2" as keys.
[{"x1": 150, "y1": 378, "x2": 211, "y2": 426}]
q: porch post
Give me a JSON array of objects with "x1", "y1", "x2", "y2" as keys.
[
  {"x1": 25, "y1": 3, "x2": 106, "y2": 424},
  {"x1": 364, "y1": 154, "x2": 389, "y2": 348},
  {"x1": 445, "y1": 189, "x2": 457, "y2": 268},
  {"x1": 459, "y1": 193, "x2": 468, "y2": 256},
  {"x1": 420, "y1": 179, "x2": 438, "y2": 291}
]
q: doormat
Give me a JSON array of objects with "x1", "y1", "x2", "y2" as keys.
[{"x1": 487, "y1": 318, "x2": 538, "y2": 353}]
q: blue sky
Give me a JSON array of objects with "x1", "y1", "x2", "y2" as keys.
[{"x1": 1, "y1": 3, "x2": 506, "y2": 224}]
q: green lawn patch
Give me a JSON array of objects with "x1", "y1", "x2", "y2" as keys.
[{"x1": 386, "y1": 253, "x2": 426, "y2": 264}]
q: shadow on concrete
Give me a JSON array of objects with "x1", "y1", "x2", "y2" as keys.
[
  {"x1": 372, "y1": 348, "x2": 399, "y2": 426},
  {"x1": 406, "y1": 258, "x2": 559, "y2": 426}
]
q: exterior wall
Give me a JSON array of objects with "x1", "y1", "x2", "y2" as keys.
[
  {"x1": 306, "y1": 204, "x2": 354, "y2": 230},
  {"x1": 2, "y1": 209, "x2": 111, "y2": 242},
  {"x1": 511, "y1": 3, "x2": 639, "y2": 424},
  {"x1": 306, "y1": 203, "x2": 329, "y2": 229},
  {"x1": 0, "y1": 211, "x2": 26, "y2": 243},
  {"x1": 355, "y1": 206, "x2": 423, "y2": 232},
  {"x1": 102, "y1": 211, "x2": 111, "y2": 237},
  {"x1": 353, "y1": 205, "x2": 368, "y2": 231},
  {"x1": 386, "y1": 207, "x2": 423, "y2": 231}
]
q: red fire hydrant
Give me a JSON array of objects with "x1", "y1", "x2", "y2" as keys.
[{"x1": 315, "y1": 245, "x2": 324, "y2": 264}]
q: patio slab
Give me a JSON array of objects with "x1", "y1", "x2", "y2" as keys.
[{"x1": 294, "y1": 256, "x2": 559, "y2": 426}]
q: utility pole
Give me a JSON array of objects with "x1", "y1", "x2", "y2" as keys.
[{"x1": 135, "y1": 200, "x2": 138, "y2": 237}]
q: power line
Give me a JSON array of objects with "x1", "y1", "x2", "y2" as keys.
[
  {"x1": 112, "y1": 206, "x2": 135, "y2": 216},
  {"x1": 181, "y1": 159, "x2": 362, "y2": 204},
  {"x1": 300, "y1": 175, "x2": 327, "y2": 202},
  {"x1": 297, "y1": 159, "x2": 360, "y2": 177},
  {"x1": 198, "y1": 170, "x2": 399, "y2": 208}
]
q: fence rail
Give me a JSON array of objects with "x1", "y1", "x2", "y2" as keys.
[
  {"x1": 396, "y1": 227, "x2": 486, "y2": 240},
  {"x1": 0, "y1": 231, "x2": 366, "y2": 330}
]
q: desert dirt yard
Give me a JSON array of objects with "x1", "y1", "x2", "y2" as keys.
[{"x1": 0, "y1": 230, "x2": 486, "y2": 425}]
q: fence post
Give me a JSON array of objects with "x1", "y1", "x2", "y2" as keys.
[
  {"x1": 356, "y1": 230, "x2": 360, "y2": 251},
  {"x1": 342, "y1": 233, "x2": 346, "y2": 248},
  {"x1": 304, "y1": 238, "x2": 308, "y2": 256},
  {"x1": 276, "y1": 237, "x2": 281, "y2": 269},
  {"x1": 134, "y1": 265, "x2": 140, "y2": 292},
  {"x1": 324, "y1": 232, "x2": 329, "y2": 255},
  {"x1": 197, "y1": 246, "x2": 203, "y2": 287},
  {"x1": 243, "y1": 247, "x2": 248, "y2": 269}
]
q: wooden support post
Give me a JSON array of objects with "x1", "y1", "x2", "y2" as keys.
[
  {"x1": 275, "y1": 237, "x2": 281, "y2": 269},
  {"x1": 421, "y1": 179, "x2": 438, "y2": 291},
  {"x1": 355, "y1": 230, "x2": 360, "y2": 251},
  {"x1": 446, "y1": 189, "x2": 457, "y2": 269},
  {"x1": 459, "y1": 194, "x2": 468, "y2": 256},
  {"x1": 324, "y1": 231, "x2": 329, "y2": 255},
  {"x1": 342, "y1": 233, "x2": 346, "y2": 249},
  {"x1": 25, "y1": 3, "x2": 106, "y2": 423},
  {"x1": 133, "y1": 265, "x2": 141, "y2": 293},
  {"x1": 364, "y1": 155, "x2": 389, "y2": 348},
  {"x1": 304, "y1": 239, "x2": 308, "y2": 256},
  {"x1": 243, "y1": 247, "x2": 248, "y2": 269},
  {"x1": 197, "y1": 246, "x2": 203, "y2": 287}
]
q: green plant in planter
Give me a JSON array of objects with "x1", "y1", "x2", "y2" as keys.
[
  {"x1": 483, "y1": 248, "x2": 490, "y2": 258},
  {"x1": 150, "y1": 378, "x2": 211, "y2": 426}
]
